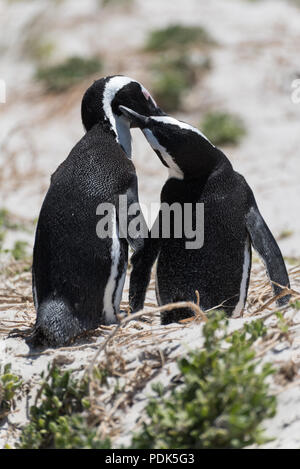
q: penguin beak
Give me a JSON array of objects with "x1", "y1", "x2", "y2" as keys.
[
  {"x1": 152, "y1": 106, "x2": 167, "y2": 117},
  {"x1": 119, "y1": 106, "x2": 149, "y2": 129}
]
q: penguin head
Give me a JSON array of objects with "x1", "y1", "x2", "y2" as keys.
[
  {"x1": 81, "y1": 75, "x2": 164, "y2": 157},
  {"x1": 81, "y1": 75, "x2": 164, "y2": 132},
  {"x1": 119, "y1": 106, "x2": 221, "y2": 180}
]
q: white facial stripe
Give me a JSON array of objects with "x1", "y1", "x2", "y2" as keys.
[
  {"x1": 152, "y1": 116, "x2": 214, "y2": 146},
  {"x1": 232, "y1": 237, "x2": 251, "y2": 318},
  {"x1": 143, "y1": 128, "x2": 184, "y2": 180},
  {"x1": 102, "y1": 76, "x2": 134, "y2": 156}
]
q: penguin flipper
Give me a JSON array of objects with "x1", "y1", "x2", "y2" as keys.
[
  {"x1": 129, "y1": 237, "x2": 161, "y2": 313},
  {"x1": 116, "y1": 175, "x2": 148, "y2": 252},
  {"x1": 246, "y1": 204, "x2": 290, "y2": 306}
]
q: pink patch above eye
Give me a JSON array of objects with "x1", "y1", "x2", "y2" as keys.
[
  {"x1": 142, "y1": 89, "x2": 150, "y2": 100},
  {"x1": 142, "y1": 88, "x2": 157, "y2": 107}
]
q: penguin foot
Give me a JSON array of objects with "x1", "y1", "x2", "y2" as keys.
[
  {"x1": 161, "y1": 307, "x2": 195, "y2": 325},
  {"x1": 129, "y1": 293, "x2": 146, "y2": 315},
  {"x1": 277, "y1": 293, "x2": 291, "y2": 307},
  {"x1": 103, "y1": 311, "x2": 119, "y2": 325},
  {"x1": 116, "y1": 309, "x2": 128, "y2": 321}
]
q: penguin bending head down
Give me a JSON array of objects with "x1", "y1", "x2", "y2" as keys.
[
  {"x1": 31, "y1": 76, "x2": 164, "y2": 347},
  {"x1": 119, "y1": 106, "x2": 290, "y2": 324},
  {"x1": 81, "y1": 76, "x2": 163, "y2": 155}
]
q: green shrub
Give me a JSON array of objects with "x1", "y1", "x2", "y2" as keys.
[
  {"x1": 278, "y1": 229, "x2": 293, "y2": 240},
  {"x1": 292, "y1": 300, "x2": 300, "y2": 310},
  {"x1": 0, "y1": 208, "x2": 18, "y2": 232},
  {"x1": 48, "y1": 415, "x2": 111, "y2": 449},
  {"x1": 146, "y1": 24, "x2": 215, "y2": 111},
  {"x1": 0, "y1": 364, "x2": 22, "y2": 421},
  {"x1": 0, "y1": 208, "x2": 27, "y2": 252},
  {"x1": 0, "y1": 208, "x2": 32, "y2": 260},
  {"x1": 201, "y1": 111, "x2": 246, "y2": 146},
  {"x1": 145, "y1": 24, "x2": 214, "y2": 52},
  {"x1": 36, "y1": 56, "x2": 102, "y2": 93},
  {"x1": 101, "y1": 0, "x2": 134, "y2": 6},
  {"x1": 24, "y1": 38, "x2": 56, "y2": 63},
  {"x1": 11, "y1": 240, "x2": 29, "y2": 261},
  {"x1": 132, "y1": 313, "x2": 276, "y2": 449},
  {"x1": 284, "y1": 256, "x2": 300, "y2": 266},
  {"x1": 18, "y1": 365, "x2": 110, "y2": 449},
  {"x1": 275, "y1": 311, "x2": 289, "y2": 335},
  {"x1": 152, "y1": 53, "x2": 211, "y2": 111},
  {"x1": 152, "y1": 69, "x2": 188, "y2": 112}
]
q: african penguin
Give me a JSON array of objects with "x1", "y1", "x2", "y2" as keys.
[
  {"x1": 119, "y1": 106, "x2": 290, "y2": 324},
  {"x1": 31, "y1": 76, "x2": 164, "y2": 346}
]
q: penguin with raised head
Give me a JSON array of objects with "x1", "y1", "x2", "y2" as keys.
[
  {"x1": 119, "y1": 106, "x2": 290, "y2": 324},
  {"x1": 31, "y1": 76, "x2": 164, "y2": 346}
]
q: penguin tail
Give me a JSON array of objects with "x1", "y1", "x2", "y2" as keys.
[{"x1": 28, "y1": 297, "x2": 82, "y2": 348}]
